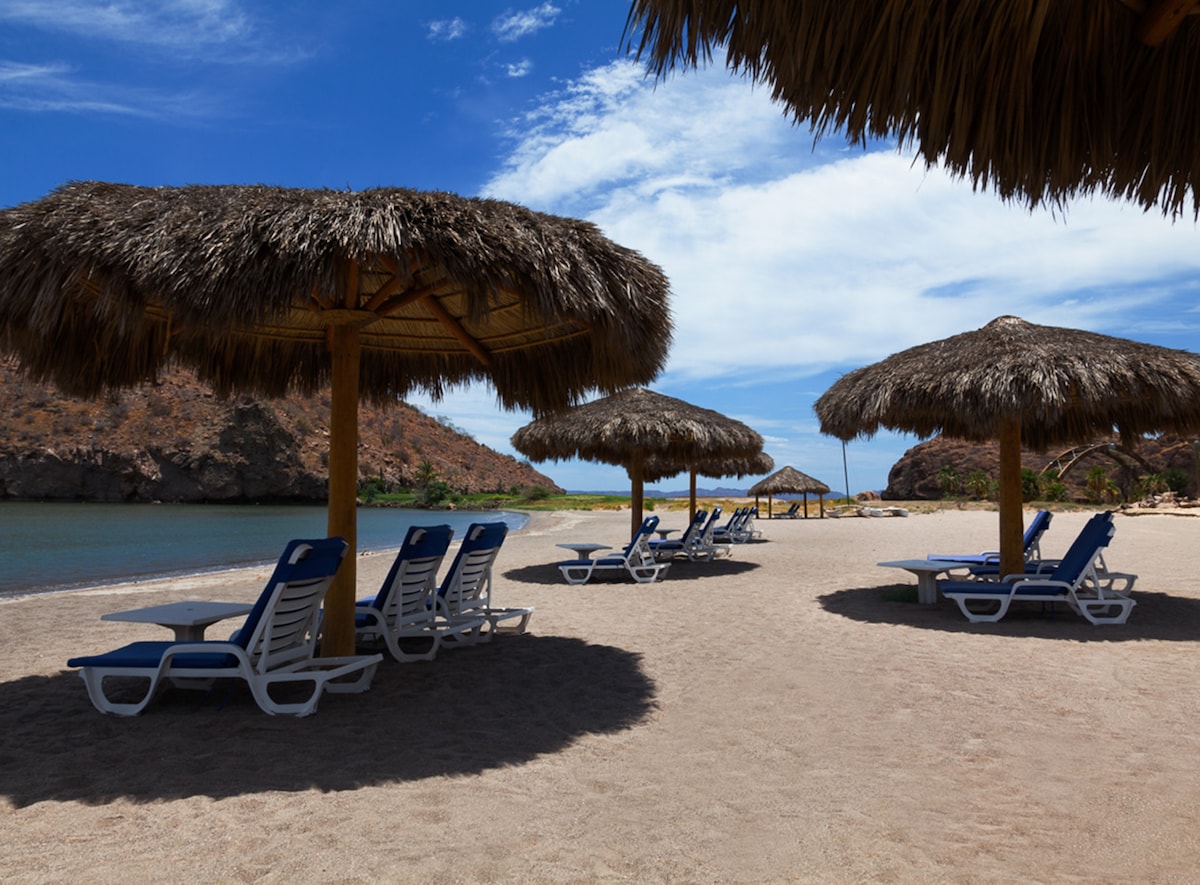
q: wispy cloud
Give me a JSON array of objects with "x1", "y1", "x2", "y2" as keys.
[
  {"x1": 0, "y1": 58, "x2": 213, "y2": 117},
  {"x1": 493, "y1": 3, "x2": 560, "y2": 42},
  {"x1": 0, "y1": 0, "x2": 303, "y2": 63},
  {"x1": 427, "y1": 16, "x2": 466, "y2": 41}
]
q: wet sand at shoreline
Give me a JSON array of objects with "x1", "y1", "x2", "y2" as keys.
[{"x1": 2, "y1": 507, "x2": 1198, "y2": 883}]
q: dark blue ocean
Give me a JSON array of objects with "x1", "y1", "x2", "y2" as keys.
[{"x1": 0, "y1": 502, "x2": 528, "y2": 597}]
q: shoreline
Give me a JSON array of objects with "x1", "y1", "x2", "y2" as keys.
[{"x1": 0, "y1": 503, "x2": 533, "y2": 600}]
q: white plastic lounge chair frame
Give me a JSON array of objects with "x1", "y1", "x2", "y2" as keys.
[
  {"x1": 559, "y1": 516, "x2": 671, "y2": 584},
  {"x1": 67, "y1": 538, "x2": 382, "y2": 717},
  {"x1": 938, "y1": 513, "x2": 1136, "y2": 625},
  {"x1": 354, "y1": 525, "x2": 485, "y2": 662},
  {"x1": 437, "y1": 522, "x2": 532, "y2": 642}
]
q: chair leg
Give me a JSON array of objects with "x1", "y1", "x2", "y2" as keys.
[
  {"x1": 79, "y1": 668, "x2": 164, "y2": 717},
  {"x1": 952, "y1": 595, "x2": 1011, "y2": 623}
]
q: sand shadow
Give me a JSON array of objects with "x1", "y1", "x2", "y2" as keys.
[
  {"x1": 0, "y1": 634, "x2": 655, "y2": 807},
  {"x1": 503, "y1": 558, "x2": 759, "y2": 586},
  {"x1": 819, "y1": 584, "x2": 1200, "y2": 641}
]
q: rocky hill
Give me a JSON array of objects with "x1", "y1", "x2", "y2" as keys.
[
  {"x1": 0, "y1": 358, "x2": 561, "y2": 503},
  {"x1": 884, "y1": 434, "x2": 1198, "y2": 501}
]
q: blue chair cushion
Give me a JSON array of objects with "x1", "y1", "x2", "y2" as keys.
[{"x1": 67, "y1": 640, "x2": 238, "y2": 670}]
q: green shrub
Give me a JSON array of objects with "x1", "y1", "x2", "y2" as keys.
[
  {"x1": 964, "y1": 470, "x2": 992, "y2": 500},
  {"x1": 1021, "y1": 467, "x2": 1042, "y2": 502},
  {"x1": 1136, "y1": 473, "x2": 1169, "y2": 499},
  {"x1": 937, "y1": 465, "x2": 960, "y2": 498},
  {"x1": 1086, "y1": 466, "x2": 1120, "y2": 503},
  {"x1": 1164, "y1": 468, "x2": 1191, "y2": 495},
  {"x1": 1043, "y1": 480, "x2": 1070, "y2": 502}
]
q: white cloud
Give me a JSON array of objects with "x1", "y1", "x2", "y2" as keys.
[
  {"x1": 484, "y1": 60, "x2": 1200, "y2": 385},
  {"x1": 427, "y1": 16, "x2": 466, "y2": 41},
  {"x1": 0, "y1": 0, "x2": 303, "y2": 63},
  {"x1": 0, "y1": 57, "x2": 211, "y2": 116},
  {"x1": 492, "y1": 3, "x2": 560, "y2": 43}
]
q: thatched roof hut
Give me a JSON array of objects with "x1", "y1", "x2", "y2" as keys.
[
  {"x1": 511, "y1": 388, "x2": 764, "y2": 533},
  {"x1": 814, "y1": 315, "x2": 1200, "y2": 574},
  {"x1": 0, "y1": 182, "x2": 672, "y2": 654},
  {"x1": 626, "y1": 0, "x2": 1200, "y2": 216},
  {"x1": 748, "y1": 465, "x2": 831, "y2": 518}
]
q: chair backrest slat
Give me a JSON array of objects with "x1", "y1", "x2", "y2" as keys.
[
  {"x1": 235, "y1": 537, "x2": 348, "y2": 673},
  {"x1": 373, "y1": 525, "x2": 454, "y2": 622},
  {"x1": 439, "y1": 522, "x2": 509, "y2": 614},
  {"x1": 624, "y1": 515, "x2": 659, "y2": 557},
  {"x1": 1049, "y1": 513, "x2": 1114, "y2": 585}
]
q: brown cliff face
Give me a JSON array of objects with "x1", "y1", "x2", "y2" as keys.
[
  {"x1": 884, "y1": 434, "x2": 1198, "y2": 501},
  {"x1": 0, "y1": 360, "x2": 561, "y2": 502}
]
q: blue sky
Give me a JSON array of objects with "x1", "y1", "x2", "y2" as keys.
[{"x1": 4, "y1": 1, "x2": 1200, "y2": 495}]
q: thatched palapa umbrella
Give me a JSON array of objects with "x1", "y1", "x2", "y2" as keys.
[
  {"x1": 627, "y1": 1, "x2": 1200, "y2": 216},
  {"x1": 511, "y1": 387, "x2": 765, "y2": 535},
  {"x1": 0, "y1": 182, "x2": 672, "y2": 655},
  {"x1": 814, "y1": 316, "x2": 1200, "y2": 577},
  {"x1": 748, "y1": 465, "x2": 831, "y2": 518},
  {"x1": 644, "y1": 449, "x2": 775, "y2": 522}
]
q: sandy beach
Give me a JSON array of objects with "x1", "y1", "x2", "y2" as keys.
[{"x1": 2, "y1": 506, "x2": 1199, "y2": 883}]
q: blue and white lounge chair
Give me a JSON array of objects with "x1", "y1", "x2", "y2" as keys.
[
  {"x1": 559, "y1": 516, "x2": 671, "y2": 584},
  {"x1": 67, "y1": 538, "x2": 382, "y2": 716},
  {"x1": 685, "y1": 506, "x2": 733, "y2": 561},
  {"x1": 436, "y1": 522, "x2": 532, "y2": 642},
  {"x1": 938, "y1": 513, "x2": 1136, "y2": 624},
  {"x1": 353, "y1": 525, "x2": 486, "y2": 662},
  {"x1": 712, "y1": 506, "x2": 762, "y2": 544},
  {"x1": 711, "y1": 507, "x2": 747, "y2": 543},
  {"x1": 927, "y1": 509, "x2": 1052, "y2": 566},
  {"x1": 649, "y1": 510, "x2": 707, "y2": 561}
]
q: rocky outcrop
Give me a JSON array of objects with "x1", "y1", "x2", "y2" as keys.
[
  {"x1": 884, "y1": 434, "x2": 1197, "y2": 501},
  {"x1": 0, "y1": 360, "x2": 561, "y2": 502}
]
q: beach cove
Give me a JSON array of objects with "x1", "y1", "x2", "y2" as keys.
[{"x1": 2, "y1": 507, "x2": 1198, "y2": 882}]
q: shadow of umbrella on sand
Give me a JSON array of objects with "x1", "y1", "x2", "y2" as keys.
[
  {"x1": 627, "y1": 0, "x2": 1200, "y2": 216},
  {"x1": 511, "y1": 387, "x2": 766, "y2": 536},
  {"x1": 814, "y1": 315, "x2": 1200, "y2": 578},
  {"x1": 0, "y1": 182, "x2": 672, "y2": 654}
]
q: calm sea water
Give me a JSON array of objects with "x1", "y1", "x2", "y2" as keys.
[{"x1": 0, "y1": 502, "x2": 528, "y2": 597}]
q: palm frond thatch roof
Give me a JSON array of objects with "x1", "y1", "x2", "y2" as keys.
[
  {"x1": 814, "y1": 314, "x2": 1200, "y2": 578},
  {"x1": 748, "y1": 465, "x2": 830, "y2": 497},
  {"x1": 512, "y1": 387, "x2": 765, "y2": 533},
  {"x1": 627, "y1": 0, "x2": 1200, "y2": 216},
  {"x1": 511, "y1": 387, "x2": 763, "y2": 465},
  {"x1": 0, "y1": 181, "x2": 674, "y2": 656},
  {"x1": 0, "y1": 181, "x2": 672, "y2": 411},
  {"x1": 813, "y1": 315, "x2": 1200, "y2": 451},
  {"x1": 642, "y1": 449, "x2": 774, "y2": 484}
]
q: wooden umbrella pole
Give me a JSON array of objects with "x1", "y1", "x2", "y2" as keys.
[
  {"x1": 630, "y1": 448, "x2": 645, "y2": 537},
  {"x1": 689, "y1": 468, "x2": 697, "y2": 523},
  {"x1": 998, "y1": 415, "x2": 1025, "y2": 580},
  {"x1": 323, "y1": 322, "x2": 361, "y2": 658}
]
